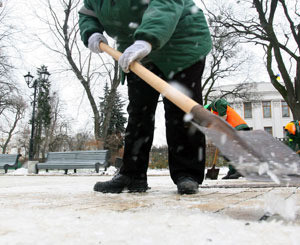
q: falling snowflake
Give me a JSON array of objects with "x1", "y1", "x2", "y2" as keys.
[
  {"x1": 183, "y1": 113, "x2": 193, "y2": 122},
  {"x1": 190, "y1": 6, "x2": 199, "y2": 14},
  {"x1": 128, "y1": 22, "x2": 139, "y2": 29}
]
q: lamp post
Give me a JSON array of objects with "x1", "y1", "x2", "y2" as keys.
[{"x1": 24, "y1": 67, "x2": 50, "y2": 160}]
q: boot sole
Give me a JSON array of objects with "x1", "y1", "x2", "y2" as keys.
[
  {"x1": 93, "y1": 182, "x2": 125, "y2": 193},
  {"x1": 178, "y1": 188, "x2": 199, "y2": 195},
  {"x1": 93, "y1": 179, "x2": 149, "y2": 194},
  {"x1": 94, "y1": 184, "x2": 148, "y2": 193},
  {"x1": 94, "y1": 187, "x2": 124, "y2": 193},
  {"x1": 128, "y1": 185, "x2": 149, "y2": 193}
]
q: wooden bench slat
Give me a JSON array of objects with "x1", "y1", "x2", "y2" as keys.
[
  {"x1": 35, "y1": 150, "x2": 110, "y2": 174},
  {"x1": 0, "y1": 154, "x2": 22, "y2": 173}
]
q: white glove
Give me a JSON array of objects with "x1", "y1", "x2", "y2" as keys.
[
  {"x1": 88, "y1": 33, "x2": 108, "y2": 53},
  {"x1": 119, "y1": 40, "x2": 152, "y2": 73}
]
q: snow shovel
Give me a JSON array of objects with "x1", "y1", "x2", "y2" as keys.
[
  {"x1": 205, "y1": 148, "x2": 220, "y2": 180},
  {"x1": 100, "y1": 43, "x2": 300, "y2": 184}
]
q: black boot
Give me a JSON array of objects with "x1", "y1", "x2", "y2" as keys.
[
  {"x1": 222, "y1": 169, "x2": 236, "y2": 179},
  {"x1": 222, "y1": 172, "x2": 231, "y2": 179},
  {"x1": 177, "y1": 176, "x2": 199, "y2": 194},
  {"x1": 227, "y1": 172, "x2": 243, "y2": 179},
  {"x1": 93, "y1": 174, "x2": 148, "y2": 193}
]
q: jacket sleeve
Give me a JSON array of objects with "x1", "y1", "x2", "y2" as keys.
[
  {"x1": 133, "y1": 0, "x2": 184, "y2": 50},
  {"x1": 78, "y1": 0, "x2": 105, "y2": 47}
]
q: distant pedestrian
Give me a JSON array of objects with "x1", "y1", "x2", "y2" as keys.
[
  {"x1": 284, "y1": 120, "x2": 300, "y2": 154},
  {"x1": 205, "y1": 98, "x2": 250, "y2": 179}
]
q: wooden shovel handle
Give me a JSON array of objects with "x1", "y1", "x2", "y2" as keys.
[
  {"x1": 212, "y1": 148, "x2": 219, "y2": 166},
  {"x1": 100, "y1": 43, "x2": 198, "y2": 113}
]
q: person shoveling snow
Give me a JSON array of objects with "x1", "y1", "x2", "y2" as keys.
[{"x1": 78, "y1": 0, "x2": 212, "y2": 194}]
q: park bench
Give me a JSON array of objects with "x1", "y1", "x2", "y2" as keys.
[
  {"x1": 0, "y1": 154, "x2": 22, "y2": 173},
  {"x1": 35, "y1": 150, "x2": 110, "y2": 174}
]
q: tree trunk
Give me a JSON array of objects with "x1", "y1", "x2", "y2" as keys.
[
  {"x1": 2, "y1": 111, "x2": 20, "y2": 153},
  {"x1": 62, "y1": 4, "x2": 102, "y2": 141},
  {"x1": 293, "y1": 51, "x2": 300, "y2": 120},
  {"x1": 254, "y1": 0, "x2": 300, "y2": 120}
]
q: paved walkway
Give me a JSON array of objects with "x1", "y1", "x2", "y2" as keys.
[
  {"x1": 0, "y1": 174, "x2": 299, "y2": 244},
  {"x1": 1, "y1": 175, "x2": 299, "y2": 221}
]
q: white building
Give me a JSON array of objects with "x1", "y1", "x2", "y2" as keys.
[{"x1": 209, "y1": 82, "x2": 293, "y2": 139}]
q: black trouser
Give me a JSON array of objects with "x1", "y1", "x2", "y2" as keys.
[{"x1": 120, "y1": 60, "x2": 206, "y2": 184}]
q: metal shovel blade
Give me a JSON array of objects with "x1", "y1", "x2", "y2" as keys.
[{"x1": 194, "y1": 124, "x2": 300, "y2": 184}]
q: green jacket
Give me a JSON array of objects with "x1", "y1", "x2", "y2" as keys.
[
  {"x1": 207, "y1": 98, "x2": 250, "y2": 131},
  {"x1": 78, "y1": 0, "x2": 212, "y2": 79}
]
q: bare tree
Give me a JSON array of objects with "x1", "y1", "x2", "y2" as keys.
[
  {"x1": 0, "y1": 97, "x2": 27, "y2": 153},
  {"x1": 0, "y1": 1, "x2": 18, "y2": 115},
  {"x1": 40, "y1": 91, "x2": 70, "y2": 158},
  {"x1": 67, "y1": 131, "x2": 93, "y2": 151},
  {"x1": 35, "y1": 0, "x2": 121, "y2": 146},
  {"x1": 0, "y1": 1, "x2": 15, "y2": 78},
  {"x1": 200, "y1": 1, "x2": 253, "y2": 104},
  {"x1": 0, "y1": 82, "x2": 16, "y2": 116},
  {"x1": 207, "y1": 81, "x2": 261, "y2": 103},
  {"x1": 205, "y1": 0, "x2": 300, "y2": 119},
  {"x1": 14, "y1": 125, "x2": 31, "y2": 158},
  {"x1": 0, "y1": 1, "x2": 25, "y2": 153}
]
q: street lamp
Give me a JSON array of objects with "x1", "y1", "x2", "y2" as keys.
[{"x1": 24, "y1": 67, "x2": 50, "y2": 160}]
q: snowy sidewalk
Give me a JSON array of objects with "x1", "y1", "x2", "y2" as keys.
[{"x1": 0, "y1": 173, "x2": 300, "y2": 244}]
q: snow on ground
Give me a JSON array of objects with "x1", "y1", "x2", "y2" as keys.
[
  {"x1": 7, "y1": 166, "x2": 173, "y2": 177},
  {"x1": 0, "y1": 168, "x2": 300, "y2": 245},
  {"x1": 7, "y1": 167, "x2": 228, "y2": 177}
]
